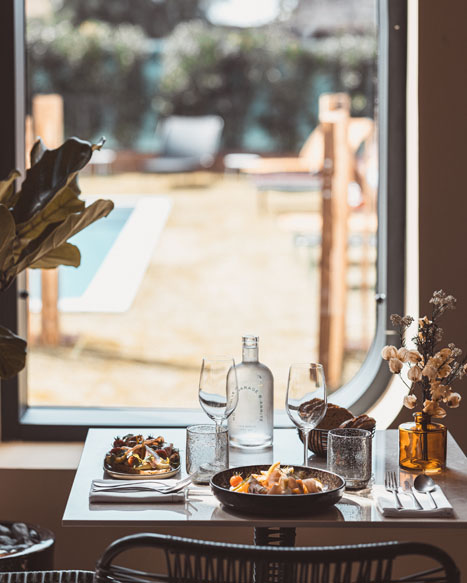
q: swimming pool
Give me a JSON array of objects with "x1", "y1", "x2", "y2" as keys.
[{"x1": 29, "y1": 196, "x2": 171, "y2": 313}]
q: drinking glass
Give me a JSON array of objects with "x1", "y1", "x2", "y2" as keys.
[
  {"x1": 285, "y1": 362, "x2": 327, "y2": 467},
  {"x1": 199, "y1": 356, "x2": 238, "y2": 470},
  {"x1": 327, "y1": 428, "x2": 372, "y2": 489}
]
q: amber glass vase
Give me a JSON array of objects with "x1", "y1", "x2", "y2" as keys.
[{"x1": 399, "y1": 412, "x2": 447, "y2": 474}]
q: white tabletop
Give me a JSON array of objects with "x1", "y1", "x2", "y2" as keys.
[{"x1": 63, "y1": 428, "x2": 467, "y2": 528}]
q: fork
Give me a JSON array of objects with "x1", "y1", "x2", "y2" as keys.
[
  {"x1": 92, "y1": 474, "x2": 194, "y2": 493},
  {"x1": 385, "y1": 471, "x2": 403, "y2": 510}
]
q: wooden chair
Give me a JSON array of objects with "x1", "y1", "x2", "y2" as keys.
[{"x1": 94, "y1": 533, "x2": 460, "y2": 583}]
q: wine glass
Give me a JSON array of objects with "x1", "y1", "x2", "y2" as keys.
[
  {"x1": 285, "y1": 362, "x2": 327, "y2": 467},
  {"x1": 198, "y1": 356, "x2": 238, "y2": 470}
]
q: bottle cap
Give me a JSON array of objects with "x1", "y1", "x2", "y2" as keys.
[{"x1": 242, "y1": 335, "x2": 258, "y2": 347}]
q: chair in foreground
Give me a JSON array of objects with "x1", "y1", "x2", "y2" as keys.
[
  {"x1": 94, "y1": 533, "x2": 460, "y2": 583},
  {"x1": 144, "y1": 115, "x2": 224, "y2": 174}
]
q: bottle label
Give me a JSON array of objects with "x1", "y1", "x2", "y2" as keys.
[{"x1": 231, "y1": 385, "x2": 264, "y2": 428}]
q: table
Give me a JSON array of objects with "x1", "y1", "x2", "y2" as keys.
[{"x1": 63, "y1": 429, "x2": 467, "y2": 530}]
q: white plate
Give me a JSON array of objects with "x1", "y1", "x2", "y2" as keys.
[{"x1": 103, "y1": 463, "x2": 181, "y2": 480}]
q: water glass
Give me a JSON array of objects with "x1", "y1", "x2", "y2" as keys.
[
  {"x1": 327, "y1": 428, "x2": 372, "y2": 490},
  {"x1": 186, "y1": 424, "x2": 229, "y2": 484}
]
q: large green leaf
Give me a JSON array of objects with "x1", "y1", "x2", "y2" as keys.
[
  {"x1": 0, "y1": 205, "x2": 16, "y2": 287},
  {"x1": 6, "y1": 198, "x2": 114, "y2": 284},
  {"x1": 29, "y1": 242, "x2": 81, "y2": 269},
  {"x1": 0, "y1": 325, "x2": 27, "y2": 379},
  {"x1": 12, "y1": 137, "x2": 104, "y2": 224},
  {"x1": 16, "y1": 182, "x2": 86, "y2": 242},
  {"x1": 0, "y1": 170, "x2": 20, "y2": 207}
]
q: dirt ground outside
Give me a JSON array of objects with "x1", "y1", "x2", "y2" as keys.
[{"x1": 27, "y1": 172, "x2": 376, "y2": 409}]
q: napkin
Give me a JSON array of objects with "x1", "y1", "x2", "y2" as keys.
[
  {"x1": 373, "y1": 484, "x2": 454, "y2": 517},
  {"x1": 89, "y1": 483, "x2": 186, "y2": 504}
]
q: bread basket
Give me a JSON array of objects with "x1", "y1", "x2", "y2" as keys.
[{"x1": 299, "y1": 426, "x2": 376, "y2": 457}]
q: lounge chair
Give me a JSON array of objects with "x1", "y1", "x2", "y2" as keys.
[{"x1": 144, "y1": 115, "x2": 224, "y2": 174}]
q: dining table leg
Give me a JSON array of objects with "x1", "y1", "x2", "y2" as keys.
[
  {"x1": 254, "y1": 527, "x2": 296, "y2": 546},
  {"x1": 254, "y1": 527, "x2": 296, "y2": 583}
]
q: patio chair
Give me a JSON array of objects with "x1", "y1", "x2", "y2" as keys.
[
  {"x1": 144, "y1": 115, "x2": 224, "y2": 174},
  {"x1": 94, "y1": 533, "x2": 460, "y2": 583}
]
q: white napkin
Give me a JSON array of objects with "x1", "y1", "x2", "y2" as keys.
[
  {"x1": 89, "y1": 490, "x2": 185, "y2": 504},
  {"x1": 373, "y1": 484, "x2": 454, "y2": 517}
]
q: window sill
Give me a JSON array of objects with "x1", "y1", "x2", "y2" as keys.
[{"x1": 0, "y1": 441, "x2": 83, "y2": 470}]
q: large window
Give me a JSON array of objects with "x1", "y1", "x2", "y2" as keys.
[{"x1": 0, "y1": 0, "x2": 406, "y2": 440}]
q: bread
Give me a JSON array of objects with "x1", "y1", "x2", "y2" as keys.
[
  {"x1": 299, "y1": 398, "x2": 353, "y2": 429},
  {"x1": 339, "y1": 414, "x2": 376, "y2": 431}
]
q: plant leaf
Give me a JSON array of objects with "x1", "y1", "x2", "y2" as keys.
[
  {"x1": 29, "y1": 242, "x2": 81, "y2": 269},
  {"x1": 11, "y1": 137, "x2": 104, "y2": 224},
  {"x1": 0, "y1": 170, "x2": 21, "y2": 207},
  {"x1": 30, "y1": 137, "x2": 47, "y2": 166},
  {"x1": 0, "y1": 205, "x2": 16, "y2": 286},
  {"x1": 6, "y1": 199, "x2": 114, "y2": 283},
  {"x1": 0, "y1": 325, "x2": 27, "y2": 379},
  {"x1": 16, "y1": 184, "x2": 86, "y2": 241}
]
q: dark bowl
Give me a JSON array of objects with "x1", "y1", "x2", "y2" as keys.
[
  {"x1": 210, "y1": 465, "x2": 345, "y2": 516},
  {"x1": 0, "y1": 522, "x2": 54, "y2": 572},
  {"x1": 299, "y1": 427, "x2": 376, "y2": 457}
]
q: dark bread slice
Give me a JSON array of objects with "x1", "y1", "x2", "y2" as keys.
[
  {"x1": 299, "y1": 398, "x2": 353, "y2": 429},
  {"x1": 317, "y1": 403, "x2": 353, "y2": 429},
  {"x1": 339, "y1": 414, "x2": 376, "y2": 431}
]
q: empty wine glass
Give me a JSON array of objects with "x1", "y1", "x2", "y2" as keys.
[
  {"x1": 285, "y1": 362, "x2": 327, "y2": 467},
  {"x1": 199, "y1": 356, "x2": 238, "y2": 470}
]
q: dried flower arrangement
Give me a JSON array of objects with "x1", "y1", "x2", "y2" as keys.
[{"x1": 382, "y1": 290, "x2": 466, "y2": 419}]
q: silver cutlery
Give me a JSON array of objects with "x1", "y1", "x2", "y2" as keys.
[
  {"x1": 401, "y1": 479, "x2": 423, "y2": 510},
  {"x1": 413, "y1": 473, "x2": 438, "y2": 509},
  {"x1": 92, "y1": 474, "x2": 194, "y2": 493},
  {"x1": 385, "y1": 471, "x2": 403, "y2": 510}
]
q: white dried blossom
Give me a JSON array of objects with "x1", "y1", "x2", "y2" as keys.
[
  {"x1": 397, "y1": 347, "x2": 410, "y2": 363},
  {"x1": 422, "y1": 364, "x2": 437, "y2": 380},
  {"x1": 446, "y1": 392, "x2": 462, "y2": 408},
  {"x1": 407, "y1": 366, "x2": 422, "y2": 382},
  {"x1": 439, "y1": 347, "x2": 453, "y2": 360},
  {"x1": 389, "y1": 358, "x2": 403, "y2": 374},
  {"x1": 381, "y1": 345, "x2": 397, "y2": 361},
  {"x1": 423, "y1": 400, "x2": 447, "y2": 418},
  {"x1": 407, "y1": 350, "x2": 423, "y2": 364},
  {"x1": 438, "y1": 364, "x2": 451, "y2": 378},
  {"x1": 403, "y1": 394, "x2": 417, "y2": 409},
  {"x1": 430, "y1": 383, "x2": 448, "y2": 401}
]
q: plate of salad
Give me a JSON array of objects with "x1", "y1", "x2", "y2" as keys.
[{"x1": 104, "y1": 434, "x2": 181, "y2": 479}]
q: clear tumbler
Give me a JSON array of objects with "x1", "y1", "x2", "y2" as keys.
[
  {"x1": 186, "y1": 424, "x2": 229, "y2": 484},
  {"x1": 327, "y1": 428, "x2": 372, "y2": 490}
]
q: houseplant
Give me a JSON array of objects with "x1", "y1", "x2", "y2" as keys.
[
  {"x1": 0, "y1": 136, "x2": 114, "y2": 379},
  {"x1": 382, "y1": 290, "x2": 466, "y2": 473}
]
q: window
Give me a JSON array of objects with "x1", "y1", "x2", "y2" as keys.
[{"x1": 0, "y1": 0, "x2": 407, "y2": 440}]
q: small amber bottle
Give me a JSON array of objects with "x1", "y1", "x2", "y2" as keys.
[{"x1": 399, "y1": 412, "x2": 447, "y2": 474}]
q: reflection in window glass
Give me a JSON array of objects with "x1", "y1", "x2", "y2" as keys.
[{"x1": 26, "y1": 0, "x2": 378, "y2": 408}]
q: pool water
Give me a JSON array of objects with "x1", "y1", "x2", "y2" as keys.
[{"x1": 29, "y1": 206, "x2": 133, "y2": 301}]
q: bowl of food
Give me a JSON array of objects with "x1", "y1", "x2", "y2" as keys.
[
  {"x1": 210, "y1": 462, "x2": 344, "y2": 516},
  {"x1": 0, "y1": 522, "x2": 54, "y2": 572},
  {"x1": 298, "y1": 399, "x2": 376, "y2": 457},
  {"x1": 104, "y1": 434, "x2": 181, "y2": 479}
]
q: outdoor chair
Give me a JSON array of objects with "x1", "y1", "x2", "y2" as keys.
[
  {"x1": 144, "y1": 115, "x2": 224, "y2": 174},
  {"x1": 92, "y1": 533, "x2": 460, "y2": 583}
]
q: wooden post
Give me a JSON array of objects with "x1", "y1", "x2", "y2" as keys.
[
  {"x1": 318, "y1": 95, "x2": 350, "y2": 389},
  {"x1": 32, "y1": 94, "x2": 64, "y2": 346}
]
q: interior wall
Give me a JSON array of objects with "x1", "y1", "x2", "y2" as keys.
[{"x1": 402, "y1": 0, "x2": 467, "y2": 453}]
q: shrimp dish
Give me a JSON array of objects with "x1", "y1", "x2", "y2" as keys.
[{"x1": 228, "y1": 462, "x2": 324, "y2": 495}]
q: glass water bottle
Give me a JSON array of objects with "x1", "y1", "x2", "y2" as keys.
[{"x1": 227, "y1": 335, "x2": 273, "y2": 448}]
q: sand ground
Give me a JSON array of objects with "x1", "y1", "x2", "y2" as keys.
[{"x1": 27, "y1": 173, "x2": 376, "y2": 409}]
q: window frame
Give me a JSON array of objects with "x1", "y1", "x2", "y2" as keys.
[{"x1": 0, "y1": 0, "x2": 407, "y2": 441}]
